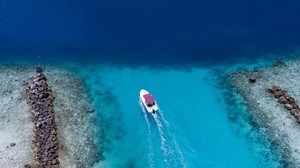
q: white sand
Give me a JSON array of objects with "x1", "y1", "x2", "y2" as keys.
[
  {"x1": 0, "y1": 67, "x2": 34, "y2": 167},
  {"x1": 45, "y1": 67, "x2": 99, "y2": 168},
  {"x1": 230, "y1": 59, "x2": 300, "y2": 166},
  {"x1": 0, "y1": 66, "x2": 100, "y2": 168}
]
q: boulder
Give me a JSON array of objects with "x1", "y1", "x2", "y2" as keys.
[
  {"x1": 249, "y1": 75, "x2": 256, "y2": 83},
  {"x1": 294, "y1": 112, "x2": 300, "y2": 119},
  {"x1": 267, "y1": 87, "x2": 275, "y2": 93},
  {"x1": 24, "y1": 164, "x2": 31, "y2": 168},
  {"x1": 278, "y1": 96, "x2": 288, "y2": 104},
  {"x1": 284, "y1": 104, "x2": 293, "y2": 110},
  {"x1": 291, "y1": 109, "x2": 300, "y2": 115},
  {"x1": 36, "y1": 67, "x2": 43, "y2": 73},
  {"x1": 267, "y1": 86, "x2": 281, "y2": 93},
  {"x1": 286, "y1": 96, "x2": 295, "y2": 103},
  {"x1": 292, "y1": 103, "x2": 299, "y2": 109},
  {"x1": 52, "y1": 159, "x2": 58, "y2": 165},
  {"x1": 274, "y1": 91, "x2": 284, "y2": 98}
]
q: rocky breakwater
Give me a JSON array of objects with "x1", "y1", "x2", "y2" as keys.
[
  {"x1": 27, "y1": 67, "x2": 59, "y2": 168},
  {"x1": 268, "y1": 86, "x2": 300, "y2": 124},
  {"x1": 227, "y1": 59, "x2": 300, "y2": 167}
]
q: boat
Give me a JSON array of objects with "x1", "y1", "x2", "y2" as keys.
[{"x1": 139, "y1": 89, "x2": 159, "y2": 116}]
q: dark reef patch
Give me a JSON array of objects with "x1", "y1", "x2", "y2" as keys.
[
  {"x1": 214, "y1": 68, "x2": 288, "y2": 167},
  {"x1": 224, "y1": 59, "x2": 300, "y2": 167},
  {"x1": 77, "y1": 71, "x2": 127, "y2": 162}
]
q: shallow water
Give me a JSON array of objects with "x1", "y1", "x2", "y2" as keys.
[{"x1": 74, "y1": 64, "x2": 282, "y2": 168}]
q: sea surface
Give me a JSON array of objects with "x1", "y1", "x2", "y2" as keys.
[
  {"x1": 72, "y1": 63, "x2": 282, "y2": 168},
  {"x1": 1, "y1": 0, "x2": 300, "y2": 167},
  {"x1": 1, "y1": 0, "x2": 300, "y2": 65}
]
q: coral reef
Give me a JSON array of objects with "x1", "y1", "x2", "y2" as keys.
[{"x1": 229, "y1": 59, "x2": 300, "y2": 167}]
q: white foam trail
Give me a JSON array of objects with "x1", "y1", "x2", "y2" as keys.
[
  {"x1": 153, "y1": 115, "x2": 169, "y2": 166},
  {"x1": 153, "y1": 115, "x2": 167, "y2": 154},
  {"x1": 139, "y1": 102, "x2": 187, "y2": 167},
  {"x1": 139, "y1": 101, "x2": 155, "y2": 168},
  {"x1": 159, "y1": 109, "x2": 170, "y2": 127},
  {"x1": 158, "y1": 110, "x2": 187, "y2": 168}
]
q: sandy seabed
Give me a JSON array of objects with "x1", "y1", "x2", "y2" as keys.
[
  {"x1": 229, "y1": 59, "x2": 300, "y2": 167},
  {"x1": 0, "y1": 66, "x2": 100, "y2": 168}
]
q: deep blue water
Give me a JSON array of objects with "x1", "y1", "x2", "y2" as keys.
[{"x1": 1, "y1": 0, "x2": 300, "y2": 64}]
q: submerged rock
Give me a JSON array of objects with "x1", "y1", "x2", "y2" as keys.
[
  {"x1": 284, "y1": 104, "x2": 293, "y2": 111},
  {"x1": 278, "y1": 96, "x2": 288, "y2": 104},
  {"x1": 36, "y1": 67, "x2": 43, "y2": 73},
  {"x1": 228, "y1": 59, "x2": 300, "y2": 167},
  {"x1": 267, "y1": 86, "x2": 281, "y2": 94},
  {"x1": 27, "y1": 69, "x2": 59, "y2": 167},
  {"x1": 24, "y1": 164, "x2": 31, "y2": 168},
  {"x1": 274, "y1": 91, "x2": 285, "y2": 98},
  {"x1": 249, "y1": 75, "x2": 256, "y2": 83},
  {"x1": 290, "y1": 109, "x2": 299, "y2": 115}
]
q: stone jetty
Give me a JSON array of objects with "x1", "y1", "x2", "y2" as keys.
[
  {"x1": 27, "y1": 67, "x2": 59, "y2": 168},
  {"x1": 268, "y1": 86, "x2": 300, "y2": 123},
  {"x1": 228, "y1": 59, "x2": 300, "y2": 167},
  {"x1": 0, "y1": 66, "x2": 100, "y2": 167}
]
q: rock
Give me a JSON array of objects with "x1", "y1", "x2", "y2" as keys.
[
  {"x1": 291, "y1": 109, "x2": 300, "y2": 115},
  {"x1": 268, "y1": 85, "x2": 300, "y2": 124},
  {"x1": 294, "y1": 112, "x2": 300, "y2": 120},
  {"x1": 249, "y1": 75, "x2": 256, "y2": 83},
  {"x1": 10, "y1": 142, "x2": 16, "y2": 147},
  {"x1": 286, "y1": 96, "x2": 296, "y2": 103},
  {"x1": 86, "y1": 105, "x2": 95, "y2": 113},
  {"x1": 290, "y1": 110, "x2": 296, "y2": 115},
  {"x1": 267, "y1": 87, "x2": 275, "y2": 93},
  {"x1": 278, "y1": 96, "x2": 288, "y2": 104},
  {"x1": 52, "y1": 159, "x2": 58, "y2": 165},
  {"x1": 274, "y1": 91, "x2": 284, "y2": 98},
  {"x1": 52, "y1": 164, "x2": 59, "y2": 168},
  {"x1": 28, "y1": 71, "x2": 60, "y2": 167},
  {"x1": 292, "y1": 103, "x2": 299, "y2": 109},
  {"x1": 267, "y1": 86, "x2": 281, "y2": 93},
  {"x1": 24, "y1": 164, "x2": 31, "y2": 168},
  {"x1": 284, "y1": 104, "x2": 293, "y2": 110},
  {"x1": 36, "y1": 67, "x2": 43, "y2": 73},
  {"x1": 36, "y1": 122, "x2": 42, "y2": 128}
]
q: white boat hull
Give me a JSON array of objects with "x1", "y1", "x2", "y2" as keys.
[{"x1": 139, "y1": 89, "x2": 159, "y2": 115}]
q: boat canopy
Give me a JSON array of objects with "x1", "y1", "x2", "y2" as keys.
[{"x1": 143, "y1": 94, "x2": 154, "y2": 104}]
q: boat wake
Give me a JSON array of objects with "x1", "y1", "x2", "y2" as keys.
[
  {"x1": 140, "y1": 100, "x2": 187, "y2": 168},
  {"x1": 153, "y1": 110, "x2": 187, "y2": 168},
  {"x1": 140, "y1": 101, "x2": 155, "y2": 168}
]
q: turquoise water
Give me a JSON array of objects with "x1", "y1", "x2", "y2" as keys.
[{"x1": 74, "y1": 64, "x2": 282, "y2": 168}]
